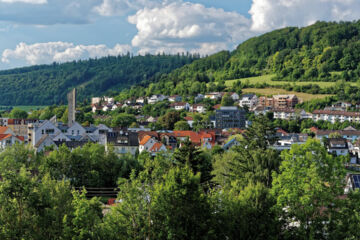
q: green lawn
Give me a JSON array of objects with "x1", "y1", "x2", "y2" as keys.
[
  {"x1": 0, "y1": 105, "x2": 47, "y2": 112},
  {"x1": 225, "y1": 74, "x2": 356, "y2": 88}
]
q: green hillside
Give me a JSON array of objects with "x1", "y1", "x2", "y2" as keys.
[
  {"x1": 117, "y1": 21, "x2": 360, "y2": 102},
  {"x1": 0, "y1": 54, "x2": 197, "y2": 105}
]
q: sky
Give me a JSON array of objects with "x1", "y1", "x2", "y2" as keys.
[{"x1": 1, "y1": 0, "x2": 360, "y2": 69}]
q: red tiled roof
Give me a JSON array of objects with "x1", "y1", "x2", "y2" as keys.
[
  {"x1": 0, "y1": 127, "x2": 9, "y2": 134},
  {"x1": 149, "y1": 142, "x2": 164, "y2": 152},
  {"x1": 0, "y1": 134, "x2": 12, "y2": 141},
  {"x1": 139, "y1": 135, "x2": 152, "y2": 145},
  {"x1": 184, "y1": 116, "x2": 193, "y2": 121},
  {"x1": 16, "y1": 136, "x2": 25, "y2": 141},
  {"x1": 310, "y1": 127, "x2": 319, "y2": 133},
  {"x1": 138, "y1": 131, "x2": 158, "y2": 141}
]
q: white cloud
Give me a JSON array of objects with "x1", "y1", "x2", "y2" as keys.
[
  {"x1": 250, "y1": 0, "x2": 360, "y2": 32},
  {"x1": 0, "y1": 0, "x2": 46, "y2": 4},
  {"x1": 128, "y1": 1, "x2": 252, "y2": 55},
  {"x1": 94, "y1": 0, "x2": 162, "y2": 16},
  {"x1": 1, "y1": 42, "x2": 132, "y2": 65}
]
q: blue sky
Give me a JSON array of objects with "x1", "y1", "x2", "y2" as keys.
[{"x1": 1, "y1": 0, "x2": 360, "y2": 69}]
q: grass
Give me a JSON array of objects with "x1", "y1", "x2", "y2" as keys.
[
  {"x1": 0, "y1": 105, "x2": 47, "y2": 112},
  {"x1": 225, "y1": 74, "x2": 356, "y2": 88},
  {"x1": 242, "y1": 88, "x2": 333, "y2": 102}
]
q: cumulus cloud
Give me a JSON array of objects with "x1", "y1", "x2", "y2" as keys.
[
  {"x1": 0, "y1": 0, "x2": 47, "y2": 3},
  {"x1": 1, "y1": 42, "x2": 132, "y2": 65},
  {"x1": 94, "y1": 0, "x2": 162, "y2": 16},
  {"x1": 250, "y1": 0, "x2": 360, "y2": 32},
  {"x1": 128, "y1": 1, "x2": 252, "y2": 55}
]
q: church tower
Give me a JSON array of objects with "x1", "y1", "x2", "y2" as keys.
[{"x1": 67, "y1": 88, "x2": 76, "y2": 126}]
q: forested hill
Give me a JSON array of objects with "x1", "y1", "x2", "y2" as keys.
[
  {"x1": 0, "y1": 54, "x2": 197, "y2": 105},
  {"x1": 119, "y1": 21, "x2": 360, "y2": 99}
]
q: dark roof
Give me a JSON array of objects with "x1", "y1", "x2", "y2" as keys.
[
  {"x1": 317, "y1": 130, "x2": 360, "y2": 136},
  {"x1": 106, "y1": 131, "x2": 139, "y2": 147}
]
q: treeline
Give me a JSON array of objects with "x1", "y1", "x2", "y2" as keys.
[
  {"x1": 1, "y1": 116, "x2": 360, "y2": 239},
  {"x1": 0, "y1": 53, "x2": 197, "y2": 105}
]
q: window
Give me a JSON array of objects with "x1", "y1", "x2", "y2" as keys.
[
  {"x1": 72, "y1": 130, "x2": 74, "y2": 135},
  {"x1": 41, "y1": 130, "x2": 44, "y2": 134}
]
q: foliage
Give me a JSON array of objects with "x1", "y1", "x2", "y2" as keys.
[{"x1": 0, "y1": 54, "x2": 196, "y2": 105}]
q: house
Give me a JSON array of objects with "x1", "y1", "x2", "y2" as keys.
[
  {"x1": 273, "y1": 95, "x2": 299, "y2": 108},
  {"x1": 112, "y1": 104, "x2": 123, "y2": 111},
  {"x1": 172, "y1": 130, "x2": 216, "y2": 148},
  {"x1": 312, "y1": 110, "x2": 360, "y2": 123},
  {"x1": 205, "y1": 92, "x2": 222, "y2": 100},
  {"x1": 315, "y1": 129, "x2": 360, "y2": 141},
  {"x1": 105, "y1": 130, "x2": 139, "y2": 155},
  {"x1": 0, "y1": 118, "x2": 9, "y2": 126},
  {"x1": 0, "y1": 134, "x2": 24, "y2": 150},
  {"x1": 215, "y1": 106, "x2": 246, "y2": 129},
  {"x1": 272, "y1": 134, "x2": 308, "y2": 151},
  {"x1": 136, "y1": 97, "x2": 145, "y2": 104},
  {"x1": 139, "y1": 135, "x2": 157, "y2": 153},
  {"x1": 146, "y1": 116, "x2": 157, "y2": 123},
  {"x1": 102, "y1": 105, "x2": 112, "y2": 112},
  {"x1": 344, "y1": 174, "x2": 360, "y2": 194},
  {"x1": 253, "y1": 106, "x2": 272, "y2": 116},
  {"x1": 91, "y1": 96, "x2": 114, "y2": 105},
  {"x1": 92, "y1": 104, "x2": 102, "y2": 113},
  {"x1": 221, "y1": 92, "x2": 240, "y2": 101},
  {"x1": 273, "y1": 108, "x2": 307, "y2": 120},
  {"x1": 66, "y1": 122, "x2": 86, "y2": 137},
  {"x1": 170, "y1": 102, "x2": 190, "y2": 111},
  {"x1": 190, "y1": 104, "x2": 206, "y2": 113},
  {"x1": 239, "y1": 94, "x2": 258, "y2": 109},
  {"x1": 258, "y1": 95, "x2": 299, "y2": 109},
  {"x1": 34, "y1": 134, "x2": 57, "y2": 153},
  {"x1": 327, "y1": 138, "x2": 349, "y2": 156},
  {"x1": 149, "y1": 142, "x2": 167, "y2": 155},
  {"x1": 148, "y1": 94, "x2": 167, "y2": 104},
  {"x1": 195, "y1": 94, "x2": 204, "y2": 102},
  {"x1": 184, "y1": 116, "x2": 194, "y2": 128},
  {"x1": 159, "y1": 133, "x2": 177, "y2": 150},
  {"x1": 8, "y1": 119, "x2": 38, "y2": 139},
  {"x1": 168, "y1": 95, "x2": 182, "y2": 102}
]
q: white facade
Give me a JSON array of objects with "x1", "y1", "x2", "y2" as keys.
[{"x1": 239, "y1": 95, "x2": 258, "y2": 109}]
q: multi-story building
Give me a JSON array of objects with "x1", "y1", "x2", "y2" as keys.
[
  {"x1": 215, "y1": 106, "x2": 246, "y2": 129},
  {"x1": 312, "y1": 110, "x2": 360, "y2": 124},
  {"x1": 259, "y1": 95, "x2": 299, "y2": 109},
  {"x1": 239, "y1": 94, "x2": 258, "y2": 109},
  {"x1": 273, "y1": 108, "x2": 308, "y2": 120},
  {"x1": 273, "y1": 95, "x2": 299, "y2": 108},
  {"x1": 105, "y1": 130, "x2": 139, "y2": 155}
]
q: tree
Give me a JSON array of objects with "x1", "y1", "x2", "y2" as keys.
[
  {"x1": 271, "y1": 139, "x2": 347, "y2": 239},
  {"x1": 221, "y1": 93, "x2": 234, "y2": 106},
  {"x1": 173, "y1": 140, "x2": 213, "y2": 185},
  {"x1": 158, "y1": 111, "x2": 181, "y2": 130},
  {"x1": 151, "y1": 167, "x2": 213, "y2": 240},
  {"x1": 111, "y1": 113, "x2": 136, "y2": 128},
  {"x1": 213, "y1": 115, "x2": 280, "y2": 188},
  {"x1": 174, "y1": 120, "x2": 190, "y2": 130},
  {"x1": 9, "y1": 108, "x2": 28, "y2": 119}
]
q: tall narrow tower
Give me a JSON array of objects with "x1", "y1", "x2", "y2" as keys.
[{"x1": 67, "y1": 88, "x2": 76, "y2": 126}]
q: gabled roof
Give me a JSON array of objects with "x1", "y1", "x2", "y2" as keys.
[
  {"x1": 0, "y1": 127, "x2": 9, "y2": 134},
  {"x1": 139, "y1": 135, "x2": 152, "y2": 145},
  {"x1": 0, "y1": 134, "x2": 12, "y2": 141},
  {"x1": 184, "y1": 116, "x2": 193, "y2": 121},
  {"x1": 149, "y1": 142, "x2": 165, "y2": 152}
]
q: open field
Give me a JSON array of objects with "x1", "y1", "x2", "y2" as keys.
[
  {"x1": 0, "y1": 105, "x2": 47, "y2": 112},
  {"x1": 242, "y1": 88, "x2": 334, "y2": 102},
  {"x1": 225, "y1": 74, "x2": 356, "y2": 88}
]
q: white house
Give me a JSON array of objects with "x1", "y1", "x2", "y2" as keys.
[
  {"x1": 0, "y1": 134, "x2": 24, "y2": 150},
  {"x1": 273, "y1": 109, "x2": 307, "y2": 120},
  {"x1": 148, "y1": 94, "x2": 167, "y2": 104},
  {"x1": 205, "y1": 92, "x2": 222, "y2": 100},
  {"x1": 195, "y1": 94, "x2": 204, "y2": 102},
  {"x1": 312, "y1": 110, "x2": 360, "y2": 124},
  {"x1": 327, "y1": 138, "x2": 349, "y2": 156},
  {"x1": 184, "y1": 116, "x2": 194, "y2": 128},
  {"x1": 28, "y1": 120, "x2": 62, "y2": 148},
  {"x1": 190, "y1": 104, "x2": 206, "y2": 113},
  {"x1": 170, "y1": 102, "x2": 190, "y2": 111},
  {"x1": 239, "y1": 94, "x2": 258, "y2": 109},
  {"x1": 139, "y1": 135, "x2": 157, "y2": 153},
  {"x1": 168, "y1": 95, "x2": 182, "y2": 102}
]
